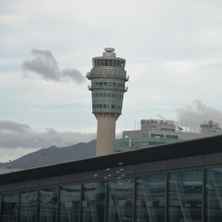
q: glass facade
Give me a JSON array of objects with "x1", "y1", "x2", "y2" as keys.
[
  {"x1": 207, "y1": 168, "x2": 222, "y2": 222},
  {"x1": 168, "y1": 169, "x2": 203, "y2": 222},
  {"x1": 108, "y1": 179, "x2": 134, "y2": 222},
  {"x1": 20, "y1": 191, "x2": 38, "y2": 222},
  {"x1": 82, "y1": 183, "x2": 105, "y2": 222},
  {"x1": 136, "y1": 174, "x2": 165, "y2": 222},
  {"x1": 2, "y1": 194, "x2": 19, "y2": 222},
  {"x1": 1, "y1": 167, "x2": 222, "y2": 222},
  {"x1": 60, "y1": 185, "x2": 81, "y2": 222},
  {"x1": 39, "y1": 188, "x2": 57, "y2": 222},
  {"x1": 0, "y1": 195, "x2": 2, "y2": 218}
]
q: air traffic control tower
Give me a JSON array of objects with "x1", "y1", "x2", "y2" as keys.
[{"x1": 87, "y1": 48, "x2": 129, "y2": 156}]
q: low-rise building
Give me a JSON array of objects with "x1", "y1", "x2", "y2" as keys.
[{"x1": 114, "y1": 119, "x2": 222, "y2": 152}]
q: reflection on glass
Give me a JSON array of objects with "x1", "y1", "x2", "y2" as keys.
[
  {"x1": 40, "y1": 188, "x2": 57, "y2": 222},
  {"x1": 207, "y1": 168, "x2": 222, "y2": 222},
  {"x1": 169, "y1": 169, "x2": 203, "y2": 222},
  {"x1": 60, "y1": 184, "x2": 81, "y2": 222},
  {"x1": 20, "y1": 191, "x2": 38, "y2": 222},
  {"x1": 2, "y1": 194, "x2": 19, "y2": 222},
  {"x1": 136, "y1": 174, "x2": 165, "y2": 222},
  {"x1": 108, "y1": 179, "x2": 134, "y2": 222},
  {"x1": 0, "y1": 195, "x2": 2, "y2": 217},
  {"x1": 83, "y1": 183, "x2": 105, "y2": 222}
]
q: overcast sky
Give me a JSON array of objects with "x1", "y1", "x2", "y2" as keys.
[{"x1": 1, "y1": 0, "x2": 222, "y2": 162}]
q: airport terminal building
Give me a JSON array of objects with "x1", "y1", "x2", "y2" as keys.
[{"x1": 0, "y1": 135, "x2": 222, "y2": 222}]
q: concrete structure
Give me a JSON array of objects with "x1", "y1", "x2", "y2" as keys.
[
  {"x1": 87, "y1": 48, "x2": 128, "y2": 156},
  {"x1": 114, "y1": 119, "x2": 222, "y2": 152}
]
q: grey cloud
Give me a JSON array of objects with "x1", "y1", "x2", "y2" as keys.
[
  {"x1": 63, "y1": 68, "x2": 85, "y2": 83},
  {"x1": 22, "y1": 49, "x2": 60, "y2": 81},
  {"x1": 0, "y1": 121, "x2": 31, "y2": 133},
  {"x1": 177, "y1": 100, "x2": 222, "y2": 129},
  {"x1": 22, "y1": 49, "x2": 85, "y2": 83},
  {"x1": 0, "y1": 120, "x2": 95, "y2": 149}
]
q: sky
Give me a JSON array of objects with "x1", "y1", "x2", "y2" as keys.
[{"x1": 1, "y1": 0, "x2": 222, "y2": 162}]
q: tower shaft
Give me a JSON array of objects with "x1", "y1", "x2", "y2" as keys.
[{"x1": 96, "y1": 114, "x2": 117, "y2": 156}]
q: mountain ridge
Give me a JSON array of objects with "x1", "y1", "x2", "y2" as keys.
[{"x1": 1, "y1": 140, "x2": 96, "y2": 170}]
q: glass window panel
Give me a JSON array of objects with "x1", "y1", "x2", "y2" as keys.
[
  {"x1": 108, "y1": 60, "x2": 112, "y2": 66},
  {"x1": 2, "y1": 194, "x2": 19, "y2": 222},
  {"x1": 108, "y1": 179, "x2": 134, "y2": 222},
  {"x1": 0, "y1": 195, "x2": 2, "y2": 214},
  {"x1": 83, "y1": 182, "x2": 105, "y2": 222},
  {"x1": 136, "y1": 174, "x2": 165, "y2": 222},
  {"x1": 39, "y1": 188, "x2": 57, "y2": 222},
  {"x1": 168, "y1": 169, "x2": 203, "y2": 222},
  {"x1": 60, "y1": 184, "x2": 81, "y2": 222},
  {"x1": 20, "y1": 191, "x2": 38, "y2": 222},
  {"x1": 0, "y1": 195, "x2": 2, "y2": 220},
  {"x1": 207, "y1": 167, "x2": 222, "y2": 222}
]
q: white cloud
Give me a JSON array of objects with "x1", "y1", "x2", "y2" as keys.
[
  {"x1": 0, "y1": 147, "x2": 38, "y2": 163},
  {"x1": 177, "y1": 100, "x2": 222, "y2": 129}
]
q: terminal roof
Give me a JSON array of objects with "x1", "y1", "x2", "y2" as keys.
[{"x1": 0, "y1": 135, "x2": 222, "y2": 185}]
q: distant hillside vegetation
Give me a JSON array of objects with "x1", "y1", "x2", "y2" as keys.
[{"x1": 1, "y1": 140, "x2": 96, "y2": 169}]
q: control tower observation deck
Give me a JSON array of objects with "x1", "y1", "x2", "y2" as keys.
[{"x1": 87, "y1": 48, "x2": 129, "y2": 156}]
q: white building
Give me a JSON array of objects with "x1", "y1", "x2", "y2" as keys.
[{"x1": 114, "y1": 119, "x2": 222, "y2": 152}]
